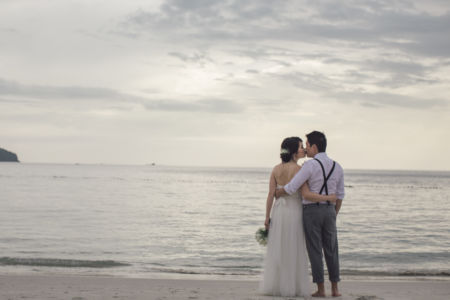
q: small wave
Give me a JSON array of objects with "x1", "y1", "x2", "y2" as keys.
[
  {"x1": 150, "y1": 267, "x2": 259, "y2": 276},
  {"x1": 341, "y1": 269, "x2": 450, "y2": 277},
  {"x1": 0, "y1": 257, "x2": 131, "y2": 268},
  {"x1": 341, "y1": 251, "x2": 450, "y2": 262},
  {"x1": 149, "y1": 266, "x2": 449, "y2": 277},
  {"x1": 209, "y1": 265, "x2": 260, "y2": 269},
  {"x1": 350, "y1": 184, "x2": 441, "y2": 190}
]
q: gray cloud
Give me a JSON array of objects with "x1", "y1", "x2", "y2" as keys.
[
  {"x1": 277, "y1": 71, "x2": 342, "y2": 92},
  {"x1": 362, "y1": 59, "x2": 428, "y2": 76},
  {"x1": 0, "y1": 27, "x2": 17, "y2": 33},
  {"x1": 331, "y1": 58, "x2": 439, "y2": 88},
  {"x1": 331, "y1": 91, "x2": 448, "y2": 109},
  {"x1": 272, "y1": 70, "x2": 448, "y2": 109},
  {"x1": 168, "y1": 51, "x2": 213, "y2": 65},
  {"x1": 118, "y1": 0, "x2": 449, "y2": 104},
  {"x1": 0, "y1": 78, "x2": 125, "y2": 101},
  {"x1": 255, "y1": 50, "x2": 441, "y2": 89},
  {"x1": 0, "y1": 78, "x2": 244, "y2": 114},
  {"x1": 123, "y1": 0, "x2": 450, "y2": 58},
  {"x1": 143, "y1": 98, "x2": 244, "y2": 113}
]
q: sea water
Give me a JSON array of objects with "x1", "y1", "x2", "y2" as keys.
[{"x1": 0, "y1": 163, "x2": 449, "y2": 279}]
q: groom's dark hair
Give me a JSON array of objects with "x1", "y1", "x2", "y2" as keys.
[{"x1": 306, "y1": 131, "x2": 327, "y2": 152}]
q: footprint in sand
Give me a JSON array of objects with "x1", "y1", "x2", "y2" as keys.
[{"x1": 355, "y1": 296, "x2": 382, "y2": 300}]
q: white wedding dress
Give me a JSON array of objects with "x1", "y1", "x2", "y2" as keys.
[{"x1": 259, "y1": 187, "x2": 311, "y2": 297}]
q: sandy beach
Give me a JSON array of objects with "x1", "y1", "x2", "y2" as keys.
[{"x1": 0, "y1": 274, "x2": 449, "y2": 300}]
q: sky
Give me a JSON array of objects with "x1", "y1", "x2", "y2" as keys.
[{"x1": 1, "y1": 0, "x2": 449, "y2": 170}]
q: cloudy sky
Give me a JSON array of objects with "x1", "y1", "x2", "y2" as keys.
[{"x1": 1, "y1": 0, "x2": 449, "y2": 170}]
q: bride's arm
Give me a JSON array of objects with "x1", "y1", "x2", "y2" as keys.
[
  {"x1": 265, "y1": 169, "x2": 277, "y2": 229},
  {"x1": 301, "y1": 183, "x2": 337, "y2": 203}
]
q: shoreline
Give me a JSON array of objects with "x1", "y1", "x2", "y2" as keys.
[
  {"x1": 2, "y1": 266, "x2": 450, "y2": 282},
  {"x1": 1, "y1": 273, "x2": 449, "y2": 300}
]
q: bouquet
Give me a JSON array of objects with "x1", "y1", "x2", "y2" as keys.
[{"x1": 255, "y1": 227, "x2": 269, "y2": 246}]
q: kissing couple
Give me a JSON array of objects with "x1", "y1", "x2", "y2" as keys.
[{"x1": 259, "y1": 131, "x2": 345, "y2": 298}]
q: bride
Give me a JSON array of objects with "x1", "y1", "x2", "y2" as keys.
[{"x1": 260, "y1": 137, "x2": 337, "y2": 297}]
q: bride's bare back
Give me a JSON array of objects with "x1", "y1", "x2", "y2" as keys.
[{"x1": 272, "y1": 161, "x2": 301, "y2": 186}]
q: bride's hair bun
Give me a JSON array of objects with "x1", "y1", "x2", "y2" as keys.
[{"x1": 280, "y1": 137, "x2": 302, "y2": 162}]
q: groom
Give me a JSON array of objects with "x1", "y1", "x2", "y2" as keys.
[{"x1": 276, "y1": 131, "x2": 344, "y2": 297}]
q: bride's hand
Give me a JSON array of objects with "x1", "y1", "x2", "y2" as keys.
[
  {"x1": 264, "y1": 218, "x2": 270, "y2": 230},
  {"x1": 328, "y1": 194, "x2": 338, "y2": 203}
]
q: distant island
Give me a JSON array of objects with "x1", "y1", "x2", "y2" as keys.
[{"x1": 0, "y1": 148, "x2": 19, "y2": 162}]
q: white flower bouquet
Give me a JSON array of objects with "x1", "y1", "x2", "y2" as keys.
[{"x1": 255, "y1": 227, "x2": 269, "y2": 246}]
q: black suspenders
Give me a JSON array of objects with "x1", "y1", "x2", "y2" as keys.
[{"x1": 314, "y1": 158, "x2": 336, "y2": 195}]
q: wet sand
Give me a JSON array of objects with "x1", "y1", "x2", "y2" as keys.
[{"x1": 1, "y1": 274, "x2": 449, "y2": 299}]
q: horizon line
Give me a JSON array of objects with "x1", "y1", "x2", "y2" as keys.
[{"x1": 2, "y1": 161, "x2": 449, "y2": 173}]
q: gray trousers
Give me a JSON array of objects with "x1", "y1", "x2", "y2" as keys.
[{"x1": 303, "y1": 204, "x2": 340, "y2": 283}]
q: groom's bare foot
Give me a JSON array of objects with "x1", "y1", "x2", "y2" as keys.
[
  {"x1": 313, "y1": 283, "x2": 326, "y2": 297},
  {"x1": 331, "y1": 282, "x2": 341, "y2": 297},
  {"x1": 312, "y1": 290, "x2": 326, "y2": 297},
  {"x1": 332, "y1": 290, "x2": 341, "y2": 297}
]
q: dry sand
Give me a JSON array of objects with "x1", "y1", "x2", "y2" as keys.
[{"x1": 0, "y1": 274, "x2": 449, "y2": 300}]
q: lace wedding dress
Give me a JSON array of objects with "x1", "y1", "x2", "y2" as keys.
[{"x1": 259, "y1": 187, "x2": 311, "y2": 297}]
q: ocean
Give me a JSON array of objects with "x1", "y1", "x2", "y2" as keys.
[{"x1": 0, "y1": 163, "x2": 449, "y2": 280}]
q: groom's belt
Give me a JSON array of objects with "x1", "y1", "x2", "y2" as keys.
[{"x1": 303, "y1": 202, "x2": 333, "y2": 209}]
